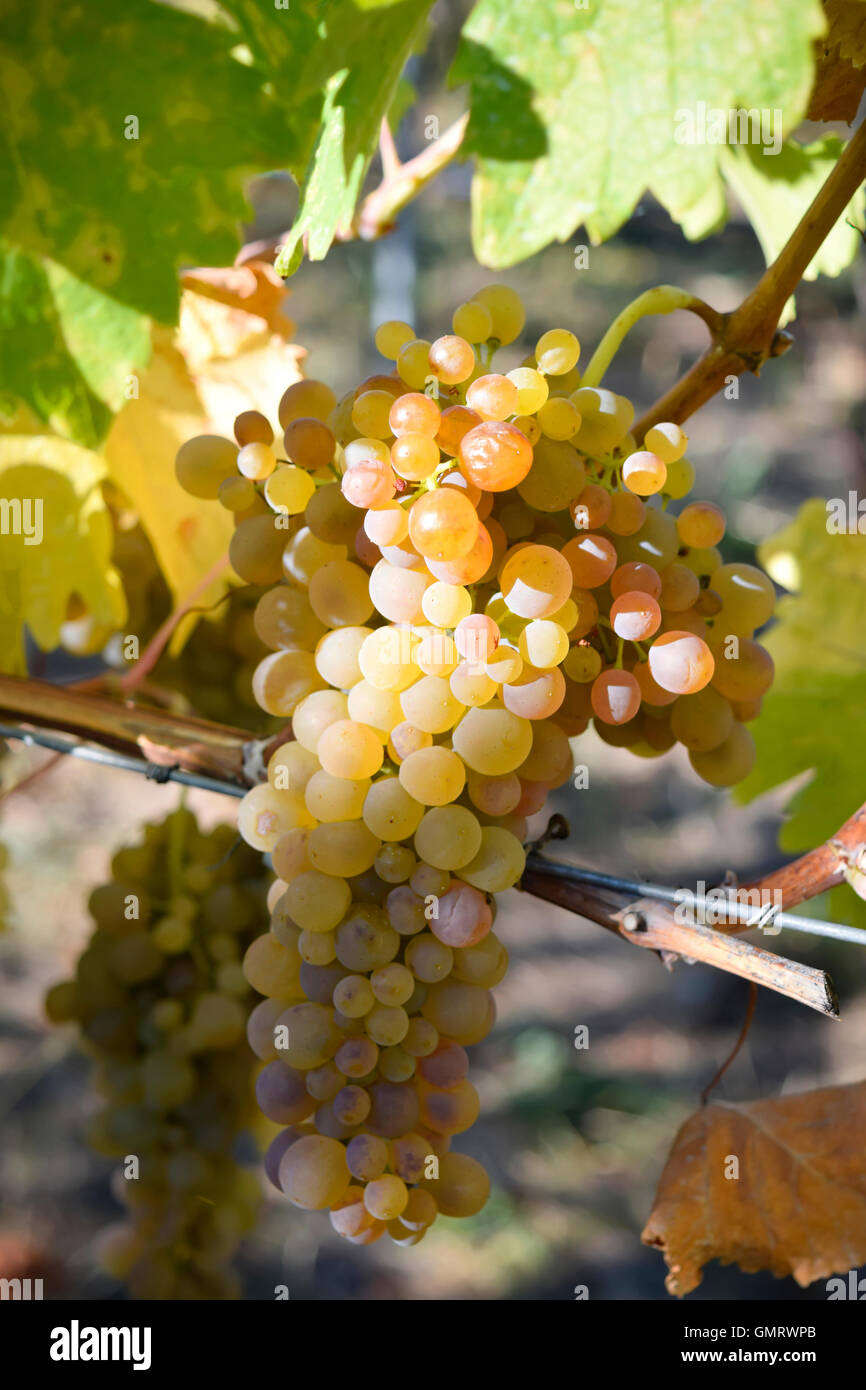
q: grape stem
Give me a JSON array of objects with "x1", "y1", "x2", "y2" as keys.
[
  {"x1": 634, "y1": 117, "x2": 866, "y2": 434},
  {"x1": 580, "y1": 286, "x2": 723, "y2": 389}
]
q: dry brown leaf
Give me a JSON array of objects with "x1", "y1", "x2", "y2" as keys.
[
  {"x1": 821, "y1": 0, "x2": 866, "y2": 68},
  {"x1": 807, "y1": 0, "x2": 866, "y2": 121},
  {"x1": 807, "y1": 54, "x2": 866, "y2": 121},
  {"x1": 642, "y1": 1081, "x2": 866, "y2": 1296}
]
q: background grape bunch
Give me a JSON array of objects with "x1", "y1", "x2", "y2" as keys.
[
  {"x1": 44, "y1": 808, "x2": 267, "y2": 1298},
  {"x1": 174, "y1": 283, "x2": 777, "y2": 1247}
]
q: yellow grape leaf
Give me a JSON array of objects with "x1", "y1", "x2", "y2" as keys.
[
  {"x1": 642, "y1": 1081, "x2": 866, "y2": 1295},
  {"x1": 103, "y1": 267, "x2": 303, "y2": 652},
  {"x1": 736, "y1": 499, "x2": 866, "y2": 851},
  {"x1": 759, "y1": 497, "x2": 866, "y2": 676},
  {"x1": 0, "y1": 435, "x2": 126, "y2": 673},
  {"x1": 177, "y1": 263, "x2": 305, "y2": 437},
  {"x1": 103, "y1": 324, "x2": 235, "y2": 639}
]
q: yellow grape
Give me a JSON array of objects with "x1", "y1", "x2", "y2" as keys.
[
  {"x1": 308, "y1": 821, "x2": 381, "y2": 877},
  {"x1": 452, "y1": 706, "x2": 533, "y2": 775},
  {"x1": 398, "y1": 746, "x2": 466, "y2": 806},
  {"x1": 471, "y1": 285, "x2": 526, "y2": 345},
  {"x1": 507, "y1": 367, "x2": 548, "y2": 414},
  {"x1": 265, "y1": 465, "x2": 315, "y2": 515},
  {"x1": 414, "y1": 806, "x2": 482, "y2": 871},
  {"x1": 677, "y1": 501, "x2": 726, "y2": 548},
  {"x1": 535, "y1": 328, "x2": 580, "y2": 376},
  {"x1": 452, "y1": 300, "x2": 493, "y2": 342},
  {"x1": 645, "y1": 421, "x2": 688, "y2": 463},
  {"x1": 622, "y1": 451, "x2": 667, "y2": 497},
  {"x1": 362, "y1": 778, "x2": 425, "y2": 841},
  {"x1": 422, "y1": 582, "x2": 472, "y2": 628},
  {"x1": 375, "y1": 320, "x2": 415, "y2": 359},
  {"x1": 536, "y1": 397, "x2": 581, "y2": 441},
  {"x1": 317, "y1": 720, "x2": 385, "y2": 780}
]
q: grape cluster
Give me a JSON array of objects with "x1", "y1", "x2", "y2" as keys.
[
  {"x1": 175, "y1": 283, "x2": 775, "y2": 1246},
  {"x1": 45, "y1": 809, "x2": 266, "y2": 1298}
]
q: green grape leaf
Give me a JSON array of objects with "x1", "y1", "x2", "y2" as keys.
[
  {"x1": 721, "y1": 138, "x2": 865, "y2": 324},
  {"x1": 0, "y1": 436, "x2": 126, "y2": 674},
  {"x1": 736, "y1": 500, "x2": 866, "y2": 850},
  {"x1": 274, "y1": 0, "x2": 434, "y2": 275},
  {"x1": 0, "y1": 242, "x2": 152, "y2": 448},
  {"x1": 0, "y1": 0, "x2": 300, "y2": 323},
  {"x1": 389, "y1": 76, "x2": 417, "y2": 135},
  {"x1": 452, "y1": 0, "x2": 826, "y2": 266}
]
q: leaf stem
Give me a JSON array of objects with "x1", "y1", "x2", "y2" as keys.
[
  {"x1": 635, "y1": 119, "x2": 866, "y2": 433},
  {"x1": 581, "y1": 286, "x2": 722, "y2": 389}
]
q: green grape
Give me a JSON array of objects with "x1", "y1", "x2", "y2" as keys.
[{"x1": 46, "y1": 809, "x2": 266, "y2": 1299}]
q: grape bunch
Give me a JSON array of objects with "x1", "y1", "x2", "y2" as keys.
[
  {"x1": 45, "y1": 809, "x2": 267, "y2": 1299},
  {"x1": 175, "y1": 283, "x2": 776, "y2": 1247}
]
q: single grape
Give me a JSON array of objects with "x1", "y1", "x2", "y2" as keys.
[
  {"x1": 648, "y1": 631, "x2": 715, "y2": 695},
  {"x1": 389, "y1": 392, "x2": 440, "y2": 438},
  {"x1": 375, "y1": 320, "x2": 415, "y2": 359},
  {"x1": 459, "y1": 421, "x2": 533, "y2": 492},
  {"x1": 452, "y1": 300, "x2": 493, "y2": 342},
  {"x1": 535, "y1": 328, "x2": 580, "y2": 376},
  {"x1": 429, "y1": 335, "x2": 476, "y2": 386},
  {"x1": 677, "y1": 501, "x2": 726, "y2": 548},
  {"x1": 591, "y1": 669, "x2": 641, "y2": 724}
]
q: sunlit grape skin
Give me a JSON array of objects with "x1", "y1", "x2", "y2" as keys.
[
  {"x1": 459, "y1": 421, "x2": 533, "y2": 491},
  {"x1": 590, "y1": 669, "x2": 641, "y2": 724},
  {"x1": 648, "y1": 630, "x2": 715, "y2": 695},
  {"x1": 168, "y1": 285, "x2": 779, "y2": 1254},
  {"x1": 408, "y1": 488, "x2": 480, "y2": 562},
  {"x1": 610, "y1": 590, "x2": 662, "y2": 641}
]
